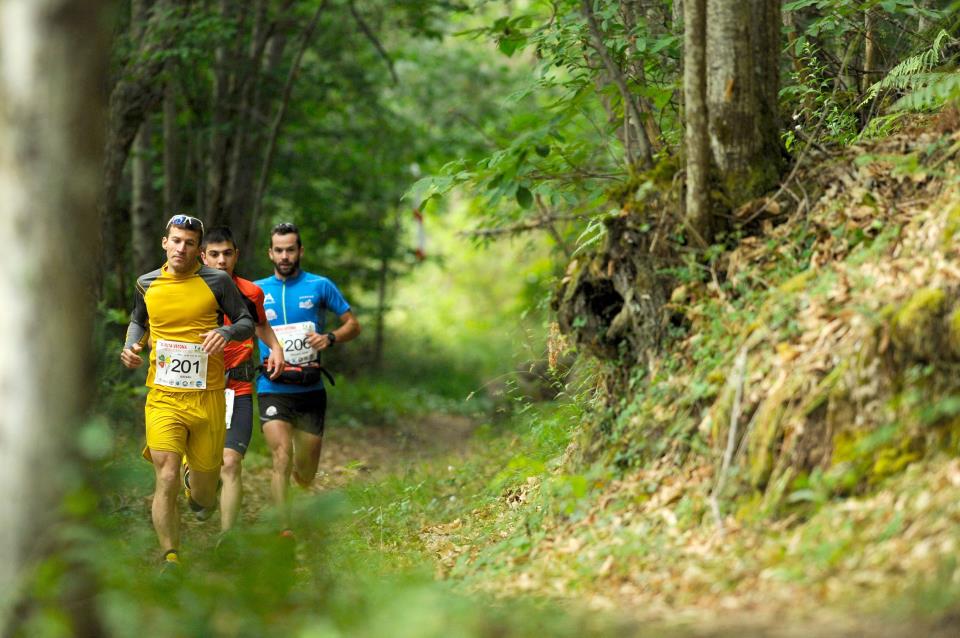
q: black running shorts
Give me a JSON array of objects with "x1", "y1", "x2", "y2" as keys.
[
  {"x1": 258, "y1": 390, "x2": 327, "y2": 436},
  {"x1": 225, "y1": 394, "x2": 254, "y2": 456}
]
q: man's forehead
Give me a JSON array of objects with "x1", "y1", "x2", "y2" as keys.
[
  {"x1": 168, "y1": 227, "x2": 200, "y2": 242},
  {"x1": 271, "y1": 235, "x2": 299, "y2": 249},
  {"x1": 204, "y1": 241, "x2": 234, "y2": 253}
]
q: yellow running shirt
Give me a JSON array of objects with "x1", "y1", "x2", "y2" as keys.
[{"x1": 124, "y1": 262, "x2": 255, "y2": 392}]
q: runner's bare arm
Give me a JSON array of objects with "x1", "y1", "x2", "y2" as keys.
[
  {"x1": 255, "y1": 322, "x2": 285, "y2": 380},
  {"x1": 306, "y1": 310, "x2": 361, "y2": 350}
]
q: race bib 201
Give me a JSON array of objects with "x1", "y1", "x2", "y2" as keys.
[{"x1": 154, "y1": 340, "x2": 208, "y2": 389}]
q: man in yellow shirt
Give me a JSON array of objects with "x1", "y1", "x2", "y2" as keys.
[{"x1": 120, "y1": 215, "x2": 254, "y2": 570}]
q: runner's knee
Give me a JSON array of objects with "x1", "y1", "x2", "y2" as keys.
[
  {"x1": 272, "y1": 444, "x2": 291, "y2": 469},
  {"x1": 222, "y1": 454, "x2": 242, "y2": 480},
  {"x1": 155, "y1": 465, "x2": 180, "y2": 495}
]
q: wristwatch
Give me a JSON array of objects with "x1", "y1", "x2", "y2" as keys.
[{"x1": 326, "y1": 332, "x2": 337, "y2": 345}]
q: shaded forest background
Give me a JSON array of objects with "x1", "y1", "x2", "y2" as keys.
[{"x1": 4, "y1": 0, "x2": 960, "y2": 635}]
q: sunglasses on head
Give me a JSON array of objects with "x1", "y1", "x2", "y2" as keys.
[{"x1": 167, "y1": 214, "x2": 204, "y2": 234}]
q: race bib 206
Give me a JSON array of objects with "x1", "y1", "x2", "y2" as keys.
[{"x1": 274, "y1": 321, "x2": 317, "y2": 364}]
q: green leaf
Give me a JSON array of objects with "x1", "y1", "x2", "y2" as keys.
[
  {"x1": 516, "y1": 185, "x2": 533, "y2": 209},
  {"x1": 497, "y1": 34, "x2": 527, "y2": 57}
]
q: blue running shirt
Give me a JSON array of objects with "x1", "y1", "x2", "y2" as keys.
[{"x1": 255, "y1": 270, "x2": 351, "y2": 394}]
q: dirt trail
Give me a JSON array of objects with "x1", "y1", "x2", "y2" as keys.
[{"x1": 181, "y1": 413, "x2": 477, "y2": 534}]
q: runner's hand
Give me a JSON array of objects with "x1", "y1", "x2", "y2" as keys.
[
  {"x1": 265, "y1": 347, "x2": 285, "y2": 380},
  {"x1": 120, "y1": 343, "x2": 144, "y2": 369},
  {"x1": 305, "y1": 332, "x2": 332, "y2": 351},
  {"x1": 200, "y1": 330, "x2": 227, "y2": 355}
]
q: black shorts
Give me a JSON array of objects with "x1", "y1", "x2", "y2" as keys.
[
  {"x1": 259, "y1": 390, "x2": 327, "y2": 436},
  {"x1": 225, "y1": 394, "x2": 254, "y2": 456}
]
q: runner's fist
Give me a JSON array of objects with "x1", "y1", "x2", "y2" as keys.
[
  {"x1": 265, "y1": 347, "x2": 285, "y2": 380},
  {"x1": 120, "y1": 343, "x2": 144, "y2": 369},
  {"x1": 200, "y1": 330, "x2": 227, "y2": 355},
  {"x1": 305, "y1": 332, "x2": 333, "y2": 350}
]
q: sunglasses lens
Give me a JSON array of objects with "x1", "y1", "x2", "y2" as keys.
[{"x1": 168, "y1": 215, "x2": 203, "y2": 232}]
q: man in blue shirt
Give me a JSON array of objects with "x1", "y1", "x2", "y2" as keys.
[{"x1": 256, "y1": 222, "x2": 361, "y2": 535}]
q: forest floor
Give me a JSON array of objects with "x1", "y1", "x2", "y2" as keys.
[{"x1": 159, "y1": 407, "x2": 960, "y2": 638}]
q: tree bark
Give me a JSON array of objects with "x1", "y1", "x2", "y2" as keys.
[
  {"x1": 684, "y1": 0, "x2": 710, "y2": 246},
  {"x1": 0, "y1": 0, "x2": 108, "y2": 632},
  {"x1": 131, "y1": 0, "x2": 158, "y2": 276},
  {"x1": 225, "y1": 0, "x2": 286, "y2": 234},
  {"x1": 205, "y1": 0, "x2": 247, "y2": 226},
  {"x1": 244, "y1": 0, "x2": 329, "y2": 256},
  {"x1": 373, "y1": 247, "x2": 389, "y2": 372},
  {"x1": 131, "y1": 119, "x2": 157, "y2": 275},
  {"x1": 705, "y1": 0, "x2": 782, "y2": 208},
  {"x1": 863, "y1": 8, "x2": 877, "y2": 93},
  {"x1": 163, "y1": 66, "x2": 179, "y2": 214},
  {"x1": 103, "y1": 0, "x2": 186, "y2": 231}
]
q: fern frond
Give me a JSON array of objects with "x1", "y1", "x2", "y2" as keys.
[
  {"x1": 861, "y1": 30, "x2": 953, "y2": 105},
  {"x1": 893, "y1": 71, "x2": 960, "y2": 111}
]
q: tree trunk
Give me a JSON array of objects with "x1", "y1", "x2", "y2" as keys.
[
  {"x1": 131, "y1": 119, "x2": 157, "y2": 275},
  {"x1": 163, "y1": 67, "x2": 179, "y2": 214},
  {"x1": 206, "y1": 1, "x2": 253, "y2": 226},
  {"x1": 683, "y1": 0, "x2": 710, "y2": 246},
  {"x1": 373, "y1": 248, "x2": 389, "y2": 372},
  {"x1": 245, "y1": 1, "x2": 329, "y2": 257},
  {"x1": 131, "y1": 0, "x2": 157, "y2": 276},
  {"x1": 103, "y1": 0, "x2": 185, "y2": 228},
  {"x1": 0, "y1": 0, "x2": 108, "y2": 632},
  {"x1": 705, "y1": 0, "x2": 782, "y2": 208},
  {"x1": 863, "y1": 8, "x2": 877, "y2": 93},
  {"x1": 225, "y1": 1, "x2": 285, "y2": 234}
]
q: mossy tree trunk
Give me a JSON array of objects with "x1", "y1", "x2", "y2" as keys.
[{"x1": 704, "y1": 0, "x2": 782, "y2": 209}]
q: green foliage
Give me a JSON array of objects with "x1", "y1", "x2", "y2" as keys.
[
  {"x1": 781, "y1": 40, "x2": 859, "y2": 150},
  {"x1": 413, "y1": 0, "x2": 683, "y2": 257},
  {"x1": 862, "y1": 30, "x2": 958, "y2": 112}
]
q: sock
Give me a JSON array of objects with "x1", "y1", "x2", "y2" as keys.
[{"x1": 163, "y1": 549, "x2": 179, "y2": 564}]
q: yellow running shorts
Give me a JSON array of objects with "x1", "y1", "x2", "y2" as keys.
[{"x1": 142, "y1": 387, "x2": 226, "y2": 472}]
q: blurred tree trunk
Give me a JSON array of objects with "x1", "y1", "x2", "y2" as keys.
[
  {"x1": 103, "y1": 0, "x2": 187, "y2": 303},
  {"x1": 225, "y1": 2, "x2": 290, "y2": 235},
  {"x1": 373, "y1": 250, "x2": 389, "y2": 372},
  {"x1": 104, "y1": 0, "x2": 186, "y2": 226},
  {"x1": 163, "y1": 68, "x2": 179, "y2": 214},
  {"x1": 245, "y1": 1, "x2": 328, "y2": 256},
  {"x1": 704, "y1": 0, "x2": 782, "y2": 208},
  {"x1": 131, "y1": 0, "x2": 158, "y2": 275},
  {"x1": 131, "y1": 120, "x2": 157, "y2": 274},
  {"x1": 863, "y1": 8, "x2": 878, "y2": 93},
  {"x1": 0, "y1": 0, "x2": 109, "y2": 633},
  {"x1": 205, "y1": 0, "x2": 247, "y2": 225}
]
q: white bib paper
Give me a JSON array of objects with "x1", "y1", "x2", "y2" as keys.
[
  {"x1": 274, "y1": 321, "x2": 317, "y2": 364},
  {"x1": 224, "y1": 388, "x2": 235, "y2": 429},
  {"x1": 154, "y1": 340, "x2": 208, "y2": 389}
]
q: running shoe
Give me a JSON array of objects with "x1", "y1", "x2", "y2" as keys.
[
  {"x1": 291, "y1": 468, "x2": 312, "y2": 489},
  {"x1": 182, "y1": 467, "x2": 217, "y2": 522},
  {"x1": 160, "y1": 550, "x2": 182, "y2": 579}
]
